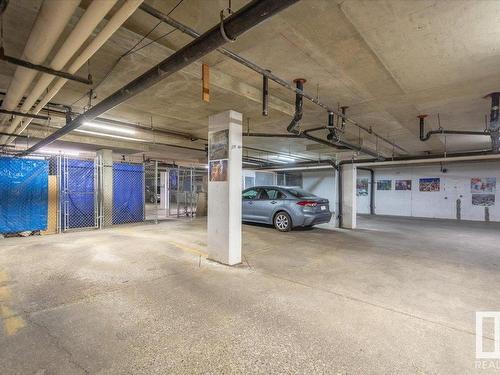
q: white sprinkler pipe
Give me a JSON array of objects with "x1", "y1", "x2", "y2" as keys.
[
  {"x1": 2, "y1": 0, "x2": 119, "y2": 145},
  {"x1": 0, "y1": 0, "x2": 80, "y2": 134}
]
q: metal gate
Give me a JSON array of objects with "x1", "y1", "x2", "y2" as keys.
[{"x1": 60, "y1": 156, "x2": 98, "y2": 231}]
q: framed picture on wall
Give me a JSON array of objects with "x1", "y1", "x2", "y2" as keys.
[
  {"x1": 419, "y1": 178, "x2": 440, "y2": 192},
  {"x1": 209, "y1": 160, "x2": 228, "y2": 182},
  {"x1": 377, "y1": 180, "x2": 392, "y2": 190},
  {"x1": 356, "y1": 178, "x2": 369, "y2": 196},
  {"x1": 208, "y1": 129, "x2": 229, "y2": 160},
  {"x1": 395, "y1": 180, "x2": 412, "y2": 191}
]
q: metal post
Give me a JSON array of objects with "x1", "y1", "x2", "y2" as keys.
[
  {"x1": 94, "y1": 156, "x2": 99, "y2": 228},
  {"x1": 142, "y1": 162, "x2": 146, "y2": 222},
  {"x1": 155, "y1": 160, "x2": 159, "y2": 224},
  {"x1": 190, "y1": 167, "x2": 194, "y2": 218},
  {"x1": 177, "y1": 166, "x2": 180, "y2": 218},
  {"x1": 56, "y1": 154, "x2": 62, "y2": 234}
]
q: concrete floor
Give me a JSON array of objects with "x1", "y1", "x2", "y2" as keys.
[{"x1": 1, "y1": 216, "x2": 499, "y2": 374}]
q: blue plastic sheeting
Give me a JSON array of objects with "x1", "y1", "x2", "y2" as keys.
[
  {"x1": 113, "y1": 163, "x2": 144, "y2": 224},
  {"x1": 0, "y1": 157, "x2": 48, "y2": 233},
  {"x1": 62, "y1": 159, "x2": 95, "y2": 229}
]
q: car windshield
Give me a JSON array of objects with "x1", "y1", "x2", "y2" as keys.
[{"x1": 285, "y1": 187, "x2": 316, "y2": 198}]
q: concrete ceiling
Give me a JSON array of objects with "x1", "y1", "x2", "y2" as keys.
[{"x1": 1, "y1": 0, "x2": 498, "y2": 163}]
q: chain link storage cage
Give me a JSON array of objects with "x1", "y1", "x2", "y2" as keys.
[
  {"x1": 171, "y1": 166, "x2": 207, "y2": 218},
  {"x1": 0, "y1": 154, "x2": 61, "y2": 237},
  {"x1": 60, "y1": 155, "x2": 99, "y2": 232},
  {"x1": 105, "y1": 161, "x2": 145, "y2": 226}
]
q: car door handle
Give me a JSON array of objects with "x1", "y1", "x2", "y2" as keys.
[
  {"x1": 248, "y1": 201, "x2": 254, "y2": 205},
  {"x1": 270, "y1": 201, "x2": 277, "y2": 204}
]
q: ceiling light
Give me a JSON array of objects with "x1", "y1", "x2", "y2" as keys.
[
  {"x1": 40, "y1": 148, "x2": 81, "y2": 156},
  {"x1": 75, "y1": 129, "x2": 146, "y2": 142},
  {"x1": 269, "y1": 155, "x2": 296, "y2": 163},
  {"x1": 82, "y1": 121, "x2": 136, "y2": 135}
]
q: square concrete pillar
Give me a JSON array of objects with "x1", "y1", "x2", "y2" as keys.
[
  {"x1": 97, "y1": 149, "x2": 113, "y2": 228},
  {"x1": 342, "y1": 164, "x2": 357, "y2": 229},
  {"x1": 207, "y1": 110, "x2": 242, "y2": 265}
]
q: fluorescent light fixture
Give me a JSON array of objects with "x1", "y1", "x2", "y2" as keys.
[
  {"x1": 269, "y1": 155, "x2": 296, "y2": 163},
  {"x1": 82, "y1": 121, "x2": 136, "y2": 135},
  {"x1": 40, "y1": 148, "x2": 81, "y2": 156},
  {"x1": 75, "y1": 129, "x2": 146, "y2": 142}
]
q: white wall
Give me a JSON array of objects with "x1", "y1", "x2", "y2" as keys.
[
  {"x1": 302, "y1": 169, "x2": 337, "y2": 225},
  {"x1": 356, "y1": 160, "x2": 500, "y2": 222}
]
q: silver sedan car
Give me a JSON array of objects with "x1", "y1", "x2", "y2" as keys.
[{"x1": 242, "y1": 186, "x2": 332, "y2": 231}]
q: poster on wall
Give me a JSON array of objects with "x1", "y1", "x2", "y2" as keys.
[
  {"x1": 208, "y1": 129, "x2": 229, "y2": 160},
  {"x1": 471, "y1": 177, "x2": 496, "y2": 193},
  {"x1": 472, "y1": 194, "x2": 495, "y2": 206},
  {"x1": 471, "y1": 177, "x2": 496, "y2": 206},
  {"x1": 419, "y1": 178, "x2": 440, "y2": 192},
  {"x1": 209, "y1": 160, "x2": 228, "y2": 182},
  {"x1": 377, "y1": 180, "x2": 391, "y2": 191},
  {"x1": 395, "y1": 180, "x2": 412, "y2": 191},
  {"x1": 356, "y1": 178, "x2": 369, "y2": 196}
]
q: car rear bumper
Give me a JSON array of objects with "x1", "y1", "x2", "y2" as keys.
[{"x1": 295, "y1": 211, "x2": 333, "y2": 227}]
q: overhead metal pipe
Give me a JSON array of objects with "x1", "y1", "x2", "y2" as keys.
[
  {"x1": 0, "y1": 0, "x2": 8, "y2": 15},
  {"x1": 20, "y1": 0, "x2": 300, "y2": 156},
  {"x1": 286, "y1": 78, "x2": 305, "y2": 133},
  {"x1": 139, "y1": 2, "x2": 407, "y2": 154},
  {"x1": 0, "y1": 48, "x2": 92, "y2": 84},
  {"x1": 418, "y1": 114, "x2": 488, "y2": 142},
  {"x1": 486, "y1": 92, "x2": 500, "y2": 152},
  {"x1": 262, "y1": 71, "x2": 269, "y2": 116},
  {"x1": 342, "y1": 149, "x2": 498, "y2": 167},
  {"x1": 307, "y1": 126, "x2": 382, "y2": 158},
  {"x1": 0, "y1": 109, "x2": 49, "y2": 120},
  {"x1": 244, "y1": 132, "x2": 300, "y2": 138}
]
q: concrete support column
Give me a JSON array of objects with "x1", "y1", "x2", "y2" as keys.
[
  {"x1": 97, "y1": 149, "x2": 113, "y2": 227},
  {"x1": 342, "y1": 164, "x2": 357, "y2": 229},
  {"x1": 207, "y1": 110, "x2": 242, "y2": 265}
]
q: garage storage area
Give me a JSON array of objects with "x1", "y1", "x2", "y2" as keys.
[{"x1": 1, "y1": 0, "x2": 500, "y2": 374}]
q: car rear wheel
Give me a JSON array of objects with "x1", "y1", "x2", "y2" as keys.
[{"x1": 274, "y1": 212, "x2": 291, "y2": 232}]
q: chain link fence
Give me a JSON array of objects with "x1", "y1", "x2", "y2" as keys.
[{"x1": 0, "y1": 153, "x2": 207, "y2": 238}]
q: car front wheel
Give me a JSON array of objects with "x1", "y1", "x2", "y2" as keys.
[{"x1": 274, "y1": 212, "x2": 292, "y2": 232}]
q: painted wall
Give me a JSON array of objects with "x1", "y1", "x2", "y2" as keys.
[
  {"x1": 356, "y1": 160, "x2": 500, "y2": 222},
  {"x1": 302, "y1": 169, "x2": 337, "y2": 225}
]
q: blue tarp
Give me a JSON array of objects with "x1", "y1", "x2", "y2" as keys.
[
  {"x1": 113, "y1": 163, "x2": 144, "y2": 224},
  {"x1": 0, "y1": 157, "x2": 48, "y2": 233},
  {"x1": 62, "y1": 159, "x2": 95, "y2": 229}
]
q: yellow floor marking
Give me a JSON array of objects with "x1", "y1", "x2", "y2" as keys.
[
  {"x1": 0, "y1": 304, "x2": 15, "y2": 318},
  {"x1": 0, "y1": 271, "x2": 26, "y2": 336},
  {"x1": 0, "y1": 286, "x2": 11, "y2": 301},
  {"x1": 0, "y1": 271, "x2": 8, "y2": 284},
  {"x1": 3, "y1": 316, "x2": 25, "y2": 336},
  {"x1": 168, "y1": 241, "x2": 208, "y2": 258}
]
